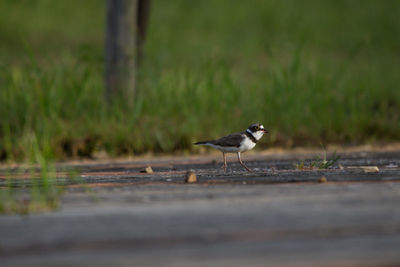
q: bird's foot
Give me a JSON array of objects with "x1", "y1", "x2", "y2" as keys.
[{"x1": 240, "y1": 163, "x2": 253, "y2": 172}]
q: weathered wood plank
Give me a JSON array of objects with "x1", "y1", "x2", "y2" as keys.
[
  {"x1": 1, "y1": 151, "x2": 400, "y2": 266},
  {"x1": 1, "y1": 183, "x2": 400, "y2": 266}
]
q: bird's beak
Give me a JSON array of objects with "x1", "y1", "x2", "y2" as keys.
[{"x1": 263, "y1": 129, "x2": 269, "y2": 134}]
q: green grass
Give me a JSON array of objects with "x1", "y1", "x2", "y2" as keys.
[
  {"x1": 1, "y1": 0, "x2": 399, "y2": 161},
  {"x1": 295, "y1": 145, "x2": 340, "y2": 170},
  {"x1": 0, "y1": 134, "x2": 64, "y2": 214}
]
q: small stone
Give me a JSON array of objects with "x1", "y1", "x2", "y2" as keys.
[
  {"x1": 185, "y1": 171, "x2": 197, "y2": 183},
  {"x1": 318, "y1": 176, "x2": 327, "y2": 183},
  {"x1": 141, "y1": 166, "x2": 153, "y2": 173}
]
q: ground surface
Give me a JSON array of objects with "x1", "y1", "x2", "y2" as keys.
[{"x1": 1, "y1": 149, "x2": 400, "y2": 266}]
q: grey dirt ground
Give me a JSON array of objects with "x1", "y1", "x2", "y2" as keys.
[{"x1": 1, "y1": 149, "x2": 400, "y2": 266}]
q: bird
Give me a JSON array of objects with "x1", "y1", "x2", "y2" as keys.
[{"x1": 194, "y1": 123, "x2": 268, "y2": 172}]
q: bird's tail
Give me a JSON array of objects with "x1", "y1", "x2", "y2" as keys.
[{"x1": 194, "y1": 141, "x2": 210, "y2": 145}]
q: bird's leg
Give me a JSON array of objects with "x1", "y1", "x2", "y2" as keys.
[
  {"x1": 237, "y1": 152, "x2": 252, "y2": 172},
  {"x1": 221, "y1": 152, "x2": 227, "y2": 172}
]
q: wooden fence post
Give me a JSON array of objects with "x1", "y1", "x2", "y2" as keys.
[
  {"x1": 105, "y1": 0, "x2": 151, "y2": 105},
  {"x1": 105, "y1": 0, "x2": 137, "y2": 106}
]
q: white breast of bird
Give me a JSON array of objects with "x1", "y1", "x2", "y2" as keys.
[{"x1": 238, "y1": 136, "x2": 257, "y2": 152}]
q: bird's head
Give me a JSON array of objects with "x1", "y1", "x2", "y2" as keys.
[{"x1": 247, "y1": 123, "x2": 268, "y2": 140}]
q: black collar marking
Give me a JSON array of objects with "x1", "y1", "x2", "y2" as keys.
[{"x1": 245, "y1": 131, "x2": 257, "y2": 144}]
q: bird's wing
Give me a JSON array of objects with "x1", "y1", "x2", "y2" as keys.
[{"x1": 212, "y1": 132, "x2": 244, "y2": 147}]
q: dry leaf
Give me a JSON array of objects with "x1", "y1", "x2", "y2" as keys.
[{"x1": 347, "y1": 166, "x2": 379, "y2": 173}]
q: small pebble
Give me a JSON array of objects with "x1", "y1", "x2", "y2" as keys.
[
  {"x1": 185, "y1": 171, "x2": 197, "y2": 183},
  {"x1": 140, "y1": 166, "x2": 153, "y2": 173},
  {"x1": 318, "y1": 176, "x2": 327, "y2": 183}
]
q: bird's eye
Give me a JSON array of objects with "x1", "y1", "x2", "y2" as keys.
[{"x1": 254, "y1": 126, "x2": 259, "y2": 131}]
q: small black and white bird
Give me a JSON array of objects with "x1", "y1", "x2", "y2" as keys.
[{"x1": 194, "y1": 123, "x2": 268, "y2": 172}]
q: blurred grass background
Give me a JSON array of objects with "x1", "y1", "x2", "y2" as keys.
[{"x1": 0, "y1": 0, "x2": 399, "y2": 161}]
